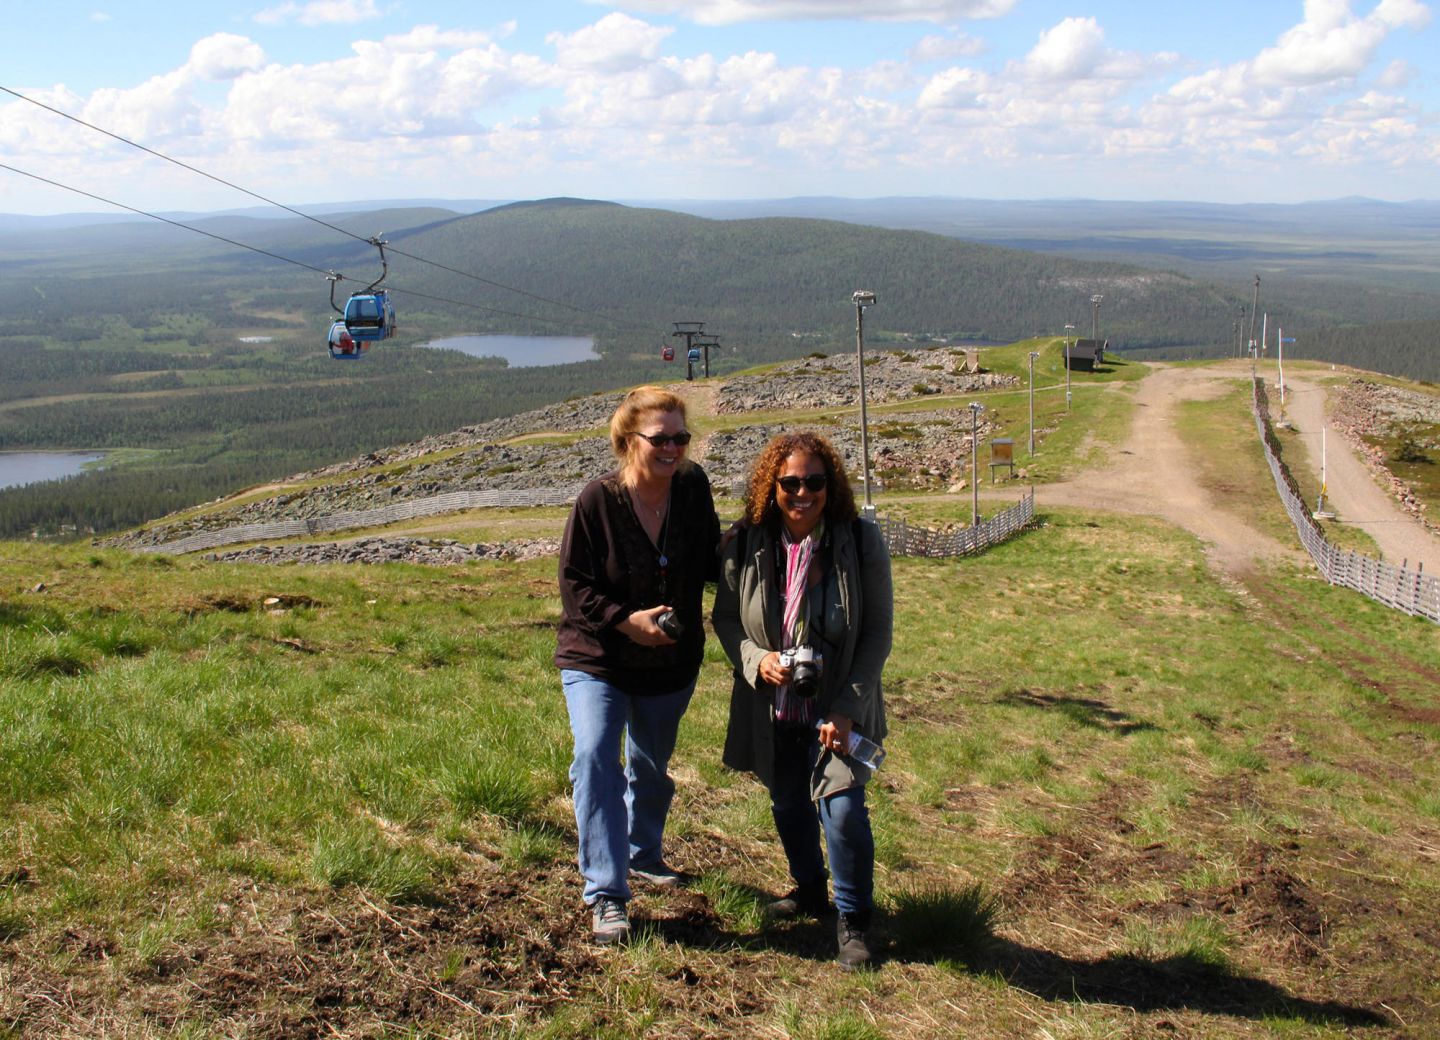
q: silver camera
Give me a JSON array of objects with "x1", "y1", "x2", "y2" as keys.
[{"x1": 779, "y1": 645, "x2": 823, "y2": 698}]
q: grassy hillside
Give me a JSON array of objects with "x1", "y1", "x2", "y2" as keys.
[{"x1": 2, "y1": 363, "x2": 1439, "y2": 1038}]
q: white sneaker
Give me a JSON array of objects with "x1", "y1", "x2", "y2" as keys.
[{"x1": 591, "y1": 898, "x2": 630, "y2": 944}]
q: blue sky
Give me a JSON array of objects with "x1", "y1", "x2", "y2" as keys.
[{"x1": 3, "y1": 0, "x2": 1436, "y2": 214}]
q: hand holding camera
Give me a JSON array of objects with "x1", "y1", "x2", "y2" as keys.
[
  {"x1": 778, "y1": 645, "x2": 823, "y2": 698},
  {"x1": 620, "y1": 605, "x2": 681, "y2": 646}
]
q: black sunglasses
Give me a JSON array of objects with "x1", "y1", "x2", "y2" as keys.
[
  {"x1": 634, "y1": 431, "x2": 692, "y2": 447},
  {"x1": 777, "y1": 474, "x2": 828, "y2": 494}
]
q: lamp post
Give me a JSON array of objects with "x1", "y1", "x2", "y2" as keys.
[
  {"x1": 1090, "y1": 294, "x2": 1103, "y2": 346},
  {"x1": 969, "y1": 401, "x2": 984, "y2": 527},
  {"x1": 1027, "y1": 351, "x2": 1039, "y2": 455},
  {"x1": 852, "y1": 290, "x2": 877, "y2": 519},
  {"x1": 1248, "y1": 274, "x2": 1260, "y2": 360},
  {"x1": 1064, "y1": 323, "x2": 1075, "y2": 411}
]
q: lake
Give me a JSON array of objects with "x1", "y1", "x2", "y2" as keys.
[
  {"x1": 414, "y1": 335, "x2": 598, "y2": 367},
  {"x1": 0, "y1": 452, "x2": 105, "y2": 492}
]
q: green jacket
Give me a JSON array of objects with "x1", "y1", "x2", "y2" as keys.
[{"x1": 712, "y1": 517, "x2": 893, "y2": 800}]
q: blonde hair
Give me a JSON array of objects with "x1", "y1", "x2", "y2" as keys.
[{"x1": 609, "y1": 386, "x2": 689, "y2": 486}]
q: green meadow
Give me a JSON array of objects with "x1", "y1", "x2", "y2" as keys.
[{"x1": 2, "y1": 358, "x2": 1438, "y2": 1039}]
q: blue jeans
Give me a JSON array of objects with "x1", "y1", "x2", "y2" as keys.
[
  {"x1": 562, "y1": 669, "x2": 696, "y2": 905},
  {"x1": 770, "y1": 722, "x2": 874, "y2": 916}
]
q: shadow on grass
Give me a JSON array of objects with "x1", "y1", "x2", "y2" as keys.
[
  {"x1": 966, "y1": 939, "x2": 1390, "y2": 1028},
  {"x1": 998, "y1": 688, "x2": 1160, "y2": 735}
]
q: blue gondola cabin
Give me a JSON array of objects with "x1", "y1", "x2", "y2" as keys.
[{"x1": 344, "y1": 291, "x2": 396, "y2": 342}]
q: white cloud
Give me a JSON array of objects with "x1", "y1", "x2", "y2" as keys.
[
  {"x1": 593, "y1": 0, "x2": 1017, "y2": 25},
  {"x1": 89, "y1": 11, "x2": 112, "y2": 22},
  {"x1": 547, "y1": 12, "x2": 673, "y2": 72},
  {"x1": 1148, "y1": 0, "x2": 1432, "y2": 174},
  {"x1": 1250, "y1": 0, "x2": 1430, "y2": 86},
  {"x1": 254, "y1": 0, "x2": 381, "y2": 28},
  {"x1": 1015, "y1": 17, "x2": 1172, "y2": 82},
  {"x1": 1374, "y1": 58, "x2": 1414, "y2": 86},
  {"x1": 187, "y1": 34, "x2": 267, "y2": 81},
  {"x1": 1021, "y1": 17, "x2": 1106, "y2": 80},
  {"x1": 7, "y1": 1, "x2": 1436, "y2": 211},
  {"x1": 917, "y1": 66, "x2": 990, "y2": 109},
  {"x1": 910, "y1": 32, "x2": 986, "y2": 62}
]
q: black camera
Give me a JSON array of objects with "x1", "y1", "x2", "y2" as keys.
[
  {"x1": 656, "y1": 609, "x2": 684, "y2": 641},
  {"x1": 779, "y1": 645, "x2": 823, "y2": 698}
]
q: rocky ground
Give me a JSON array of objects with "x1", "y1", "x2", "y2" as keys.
[
  {"x1": 105, "y1": 351, "x2": 1019, "y2": 554},
  {"x1": 714, "y1": 349, "x2": 1015, "y2": 414},
  {"x1": 1329, "y1": 378, "x2": 1440, "y2": 532},
  {"x1": 206, "y1": 536, "x2": 562, "y2": 566}
]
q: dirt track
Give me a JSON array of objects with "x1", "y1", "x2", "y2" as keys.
[
  {"x1": 1035, "y1": 361, "x2": 1439, "y2": 576},
  {"x1": 1036, "y1": 363, "x2": 1294, "y2": 576},
  {"x1": 1283, "y1": 375, "x2": 1440, "y2": 570}
]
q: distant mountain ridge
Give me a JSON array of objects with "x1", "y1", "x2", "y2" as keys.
[{"x1": 6, "y1": 195, "x2": 1440, "y2": 366}]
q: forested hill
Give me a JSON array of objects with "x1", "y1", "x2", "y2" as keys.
[
  {"x1": 391, "y1": 200, "x2": 1235, "y2": 359},
  {"x1": 9, "y1": 197, "x2": 1438, "y2": 368}
]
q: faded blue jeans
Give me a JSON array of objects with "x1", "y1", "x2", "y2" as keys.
[
  {"x1": 562, "y1": 669, "x2": 696, "y2": 905},
  {"x1": 770, "y1": 721, "x2": 874, "y2": 916}
]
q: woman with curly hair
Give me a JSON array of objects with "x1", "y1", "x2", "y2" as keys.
[{"x1": 711, "y1": 430, "x2": 892, "y2": 969}]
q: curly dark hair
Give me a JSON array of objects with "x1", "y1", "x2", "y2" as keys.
[{"x1": 744, "y1": 431, "x2": 858, "y2": 528}]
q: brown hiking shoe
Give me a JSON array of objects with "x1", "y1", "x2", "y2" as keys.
[
  {"x1": 836, "y1": 910, "x2": 874, "y2": 970},
  {"x1": 765, "y1": 880, "x2": 833, "y2": 921}
]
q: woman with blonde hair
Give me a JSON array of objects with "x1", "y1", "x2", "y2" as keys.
[
  {"x1": 556, "y1": 386, "x2": 720, "y2": 943},
  {"x1": 711, "y1": 430, "x2": 892, "y2": 969}
]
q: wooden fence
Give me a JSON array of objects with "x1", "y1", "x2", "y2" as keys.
[
  {"x1": 145, "y1": 482, "x2": 1035, "y2": 560},
  {"x1": 875, "y1": 490, "x2": 1034, "y2": 557},
  {"x1": 1252, "y1": 377, "x2": 1439, "y2": 623}
]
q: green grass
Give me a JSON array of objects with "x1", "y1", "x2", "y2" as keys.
[{"x1": 3, "y1": 371, "x2": 1440, "y2": 1035}]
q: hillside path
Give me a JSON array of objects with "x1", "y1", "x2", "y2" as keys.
[
  {"x1": 1034, "y1": 363, "x2": 1297, "y2": 576},
  {"x1": 1282, "y1": 376, "x2": 1440, "y2": 570}
]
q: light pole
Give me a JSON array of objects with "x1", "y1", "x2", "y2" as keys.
[
  {"x1": 1090, "y1": 294, "x2": 1103, "y2": 346},
  {"x1": 852, "y1": 290, "x2": 877, "y2": 519},
  {"x1": 969, "y1": 402, "x2": 983, "y2": 527},
  {"x1": 1064, "y1": 323, "x2": 1075, "y2": 411},
  {"x1": 1028, "y1": 351, "x2": 1039, "y2": 455}
]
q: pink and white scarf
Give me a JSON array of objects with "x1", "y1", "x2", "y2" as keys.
[{"x1": 774, "y1": 522, "x2": 822, "y2": 723}]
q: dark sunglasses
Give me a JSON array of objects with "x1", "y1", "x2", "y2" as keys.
[
  {"x1": 777, "y1": 474, "x2": 828, "y2": 494},
  {"x1": 634, "y1": 431, "x2": 692, "y2": 448}
]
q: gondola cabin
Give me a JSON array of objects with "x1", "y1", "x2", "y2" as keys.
[
  {"x1": 344, "y1": 291, "x2": 396, "y2": 342},
  {"x1": 662, "y1": 344, "x2": 675, "y2": 361},
  {"x1": 687, "y1": 347, "x2": 701, "y2": 363},
  {"x1": 327, "y1": 319, "x2": 369, "y2": 360}
]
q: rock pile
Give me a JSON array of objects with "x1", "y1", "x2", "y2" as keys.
[
  {"x1": 716, "y1": 350, "x2": 1016, "y2": 414},
  {"x1": 1330, "y1": 379, "x2": 1440, "y2": 532},
  {"x1": 300, "y1": 393, "x2": 629, "y2": 479},
  {"x1": 704, "y1": 408, "x2": 1002, "y2": 496},
  {"x1": 206, "y1": 537, "x2": 561, "y2": 566}
]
